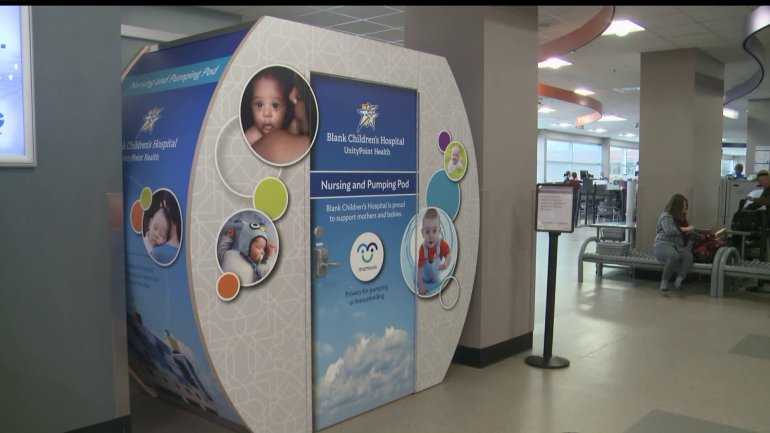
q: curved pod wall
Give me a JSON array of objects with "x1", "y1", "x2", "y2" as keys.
[{"x1": 123, "y1": 17, "x2": 479, "y2": 432}]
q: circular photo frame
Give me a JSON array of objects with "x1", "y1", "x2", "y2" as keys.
[
  {"x1": 215, "y1": 209, "x2": 280, "y2": 288},
  {"x1": 443, "y1": 140, "x2": 468, "y2": 182},
  {"x1": 141, "y1": 188, "x2": 183, "y2": 267},
  {"x1": 400, "y1": 207, "x2": 459, "y2": 298},
  {"x1": 239, "y1": 64, "x2": 319, "y2": 167}
]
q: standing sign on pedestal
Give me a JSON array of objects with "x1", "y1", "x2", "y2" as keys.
[
  {"x1": 310, "y1": 73, "x2": 418, "y2": 429},
  {"x1": 527, "y1": 184, "x2": 574, "y2": 370}
]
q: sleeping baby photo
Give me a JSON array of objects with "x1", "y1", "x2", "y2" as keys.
[{"x1": 142, "y1": 189, "x2": 182, "y2": 266}]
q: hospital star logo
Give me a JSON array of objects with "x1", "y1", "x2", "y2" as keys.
[
  {"x1": 357, "y1": 102, "x2": 378, "y2": 132},
  {"x1": 140, "y1": 107, "x2": 163, "y2": 133}
]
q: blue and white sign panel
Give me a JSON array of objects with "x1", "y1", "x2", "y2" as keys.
[
  {"x1": 0, "y1": 6, "x2": 34, "y2": 166},
  {"x1": 310, "y1": 73, "x2": 419, "y2": 430}
]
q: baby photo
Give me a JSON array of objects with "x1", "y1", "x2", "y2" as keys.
[
  {"x1": 400, "y1": 207, "x2": 459, "y2": 298},
  {"x1": 142, "y1": 189, "x2": 182, "y2": 266},
  {"x1": 240, "y1": 65, "x2": 318, "y2": 166},
  {"x1": 417, "y1": 208, "x2": 452, "y2": 296},
  {"x1": 443, "y1": 141, "x2": 468, "y2": 182},
  {"x1": 216, "y1": 209, "x2": 280, "y2": 287}
]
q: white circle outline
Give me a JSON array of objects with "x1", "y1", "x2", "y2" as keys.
[
  {"x1": 216, "y1": 272, "x2": 241, "y2": 302},
  {"x1": 213, "y1": 208, "x2": 281, "y2": 288},
  {"x1": 427, "y1": 169, "x2": 462, "y2": 221},
  {"x1": 238, "y1": 64, "x2": 320, "y2": 168},
  {"x1": 214, "y1": 115, "x2": 252, "y2": 199},
  {"x1": 141, "y1": 187, "x2": 184, "y2": 268},
  {"x1": 439, "y1": 276, "x2": 461, "y2": 310},
  {"x1": 437, "y1": 130, "x2": 452, "y2": 153},
  {"x1": 252, "y1": 176, "x2": 289, "y2": 221},
  {"x1": 401, "y1": 206, "x2": 459, "y2": 299},
  {"x1": 443, "y1": 140, "x2": 468, "y2": 182}
]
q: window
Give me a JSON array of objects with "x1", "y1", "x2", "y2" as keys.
[
  {"x1": 544, "y1": 137, "x2": 602, "y2": 182},
  {"x1": 610, "y1": 146, "x2": 638, "y2": 180},
  {"x1": 721, "y1": 145, "x2": 746, "y2": 177}
]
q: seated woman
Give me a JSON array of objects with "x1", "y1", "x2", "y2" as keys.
[{"x1": 653, "y1": 193, "x2": 695, "y2": 293}]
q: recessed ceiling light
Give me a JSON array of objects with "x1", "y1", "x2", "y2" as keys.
[
  {"x1": 723, "y1": 107, "x2": 739, "y2": 119},
  {"x1": 589, "y1": 128, "x2": 607, "y2": 133},
  {"x1": 598, "y1": 115, "x2": 626, "y2": 122},
  {"x1": 538, "y1": 57, "x2": 572, "y2": 70},
  {"x1": 602, "y1": 20, "x2": 645, "y2": 37},
  {"x1": 612, "y1": 86, "x2": 640, "y2": 94},
  {"x1": 574, "y1": 88, "x2": 595, "y2": 96},
  {"x1": 538, "y1": 106, "x2": 556, "y2": 114}
]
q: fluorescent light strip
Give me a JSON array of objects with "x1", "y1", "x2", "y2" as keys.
[
  {"x1": 602, "y1": 20, "x2": 645, "y2": 37},
  {"x1": 538, "y1": 57, "x2": 572, "y2": 70},
  {"x1": 538, "y1": 106, "x2": 556, "y2": 113},
  {"x1": 599, "y1": 115, "x2": 626, "y2": 122},
  {"x1": 574, "y1": 88, "x2": 595, "y2": 96}
]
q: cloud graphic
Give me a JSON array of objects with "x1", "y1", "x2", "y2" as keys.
[
  {"x1": 315, "y1": 326, "x2": 414, "y2": 428},
  {"x1": 315, "y1": 342, "x2": 335, "y2": 358}
]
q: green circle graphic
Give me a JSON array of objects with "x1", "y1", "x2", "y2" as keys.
[
  {"x1": 139, "y1": 187, "x2": 153, "y2": 210},
  {"x1": 253, "y1": 177, "x2": 289, "y2": 221}
]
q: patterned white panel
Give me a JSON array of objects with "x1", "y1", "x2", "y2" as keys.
[{"x1": 188, "y1": 17, "x2": 479, "y2": 433}]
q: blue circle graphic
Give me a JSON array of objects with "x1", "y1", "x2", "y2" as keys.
[{"x1": 426, "y1": 170, "x2": 461, "y2": 220}]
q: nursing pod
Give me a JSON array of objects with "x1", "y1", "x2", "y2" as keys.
[{"x1": 122, "y1": 17, "x2": 479, "y2": 433}]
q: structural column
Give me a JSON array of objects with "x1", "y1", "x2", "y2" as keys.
[
  {"x1": 747, "y1": 99, "x2": 770, "y2": 174},
  {"x1": 637, "y1": 49, "x2": 724, "y2": 248},
  {"x1": 405, "y1": 6, "x2": 538, "y2": 366}
]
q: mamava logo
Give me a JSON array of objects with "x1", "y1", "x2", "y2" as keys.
[
  {"x1": 350, "y1": 232, "x2": 384, "y2": 282},
  {"x1": 356, "y1": 102, "x2": 378, "y2": 132},
  {"x1": 357, "y1": 242, "x2": 379, "y2": 263},
  {"x1": 140, "y1": 107, "x2": 163, "y2": 133}
]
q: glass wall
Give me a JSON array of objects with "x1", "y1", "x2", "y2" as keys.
[
  {"x1": 544, "y1": 138, "x2": 602, "y2": 182},
  {"x1": 610, "y1": 146, "x2": 639, "y2": 180},
  {"x1": 721, "y1": 145, "x2": 747, "y2": 176}
]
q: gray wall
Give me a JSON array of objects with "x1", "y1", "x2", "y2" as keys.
[
  {"x1": 638, "y1": 48, "x2": 724, "y2": 248},
  {"x1": 121, "y1": 6, "x2": 242, "y2": 36},
  {"x1": 120, "y1": 6, "x2": 242, "y2": 69},
  {"x1": 0, "y1": 6, "x2": 127, "y2": 433},
  {"x1": 405, "y1": 6, "x2": 537, "y2": 350}
]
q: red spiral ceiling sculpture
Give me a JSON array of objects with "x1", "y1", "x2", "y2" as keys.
[{"x1": 538, "y1": 6, "x2": 615, "y2": 126}]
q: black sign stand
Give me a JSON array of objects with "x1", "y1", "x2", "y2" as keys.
[
  {"x1": 526, "y1": 184, "x2": 573, "y2": 369},
  {"x1": 525, "y1": 231, "x2": 569, "y2": 369}
]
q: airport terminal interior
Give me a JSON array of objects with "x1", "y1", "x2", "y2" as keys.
[{"x1": 3, "y1": 5, "x2": 770, "y2": 433}]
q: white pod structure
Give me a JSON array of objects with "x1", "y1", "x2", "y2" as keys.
[{"x1": 122, "y1": 17, "x2": 479, "y2": 432}]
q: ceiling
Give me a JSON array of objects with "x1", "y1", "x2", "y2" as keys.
[
  {"x1": 199, "y1": 5, "x2": 405, "y2": 44},
  {"x1": 539, "y1": 5, "x2": 766, "y2": 143},
  {"x1": 199, "y1": 5, "x2": 766, "y2": 143}
]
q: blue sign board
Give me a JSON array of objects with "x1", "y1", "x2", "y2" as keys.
[
  {"x1": 310, "y1": 73, "x2": 419, "y2": 429},
  {"x1": 122, "y1": 29, "x2": 249, "y2": 428}
]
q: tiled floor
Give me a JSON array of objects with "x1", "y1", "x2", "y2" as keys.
[{"x1": 130, "y1": 227, "x2": 770, "y2": 433}]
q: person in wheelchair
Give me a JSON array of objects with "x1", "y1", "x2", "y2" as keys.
[{"x1": 743, "y1": 170, "x2": 770, "y2": 210}]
